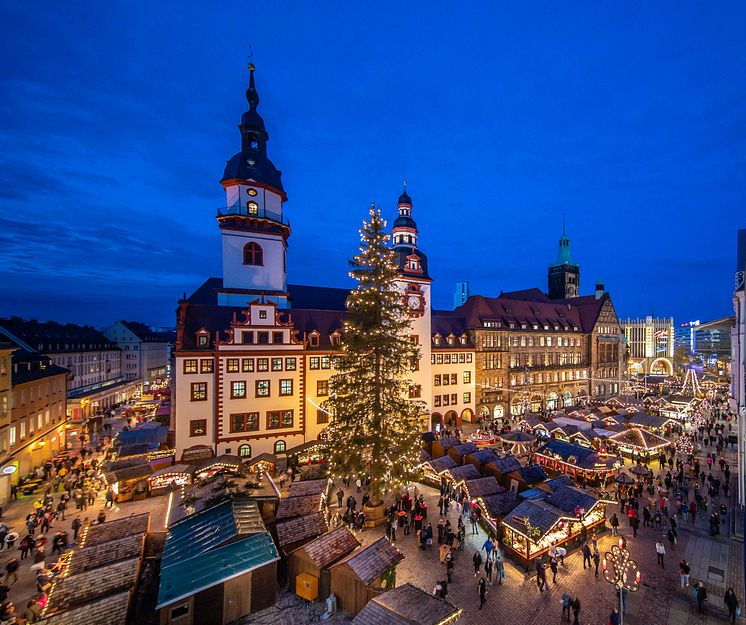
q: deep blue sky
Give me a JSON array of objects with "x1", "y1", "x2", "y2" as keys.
[{"x1": 1, "y1": 2, "x2": 745, "y2": 328}]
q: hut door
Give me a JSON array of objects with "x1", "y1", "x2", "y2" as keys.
[
  {"x1": 509, "y1": 479, "x2": 519, "y2": 495},
  {"x1": 320, "y1": 569, "x2": 331, "y2": 600}
]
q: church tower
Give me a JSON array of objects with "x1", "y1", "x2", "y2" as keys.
[
  {"x1": 216, "y1": 64, "x2": 290, "y2": 307},
  {"x1": 392, "y1": 186, "x2": 432, "y2": 409},
  {"x1": 547, "y1": 220, "x2": 580, "y2": 299}
]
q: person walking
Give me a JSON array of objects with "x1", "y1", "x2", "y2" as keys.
[
  {"x1": 593, "y1": 548, "x2": 600, "y2": 577},
  {"x1": 4, "y1": 558, "x2": 18, "y2": 586},
  {"x1": 724, "y1": 587, "x2": 739, "y2": 624},
  {"x1": 571, "y1": 597, "x2": 581, "y2": 625},
  {"x1": 355, "y1": 478, "x2": 362, "y2": 493},
  {"x1": 609, "y1": 607, "x2": 621, "y2": 625},
  {"x1": 336, "y1": 488, "x2": 344, "y2": 508},
  {"x1": 71, "y1": 516, "x2": 82, "y2": 541},
  {"x1": 473, "y1": 551, "x2": 483, "y2": 577},
  {"x1": 484, "y1": 555, "x2": 493, "y2": 584},
  {"x1": 536, "y1": 558, "x2": 547, "y2": 592},
  {"x1": 631, "y1": 514, "x2": 640, "y2": 538},
  {"x1": 679, "y1": 560, "x2": 690, "y2": 588},
  {"x1": 550, "y1": 556, "x2": 559, "y2": 583},
  {"x1": 561, "y1": 592, "x2": 572, "y2": 622},
  {"x1": 695, "y1": 581, "x2": 707, "y2": 613},
  {"x1": 478, "y1": 576, "x2": 487, "y2": 610},
  {"x1": 495, "y1": 554, "x2": 505, "y2": 585},
  {"x1": 582, "y1": 542, "x2": 592, "y2": 570},
  {"x1": 655, "y1": 540, "x2": 666, "y2": 568},
  {"x1": 610, "y1": 512, "x2": 620, "y2": 536}
]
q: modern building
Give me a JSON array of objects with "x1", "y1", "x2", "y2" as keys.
[
  {"x1": 0, "y1": 318, "x2": 139, "y2": 422},
  {"x1": 692, "y1": 317, "x2": 734, "y2": 361},
  {"x1": 731, "y1": 229, "x2": 746, "y2": 506},
  {"x1": 620, "y1": 315, "x2": 675, "y2": 376},
  {"x1": 104, "y1": 321, "x2": 173, "y2": 386},
  {"x1": 0, "y1": 349, "x2": 70, "y2": 502},
  {"x1": 674, "y1": 320, "x2": 700, "y2": 351},
  {"x1": 171, "y1": 65, "x2": 627, "y2": 460}
]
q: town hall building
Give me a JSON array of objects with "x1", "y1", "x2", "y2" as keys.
[{"x1": 172, "y1": 65, "x2": 624, "y2": 461}]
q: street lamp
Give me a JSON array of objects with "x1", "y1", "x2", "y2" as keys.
[{"x1": 602, "y1": 538, "x2": 640, "y2": 625}]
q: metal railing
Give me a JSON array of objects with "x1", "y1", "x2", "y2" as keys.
[{"x1": 217, "y1": 205, "x2": 290, "y2": 227}]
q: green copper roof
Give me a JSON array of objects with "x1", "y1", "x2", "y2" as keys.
[{"x1": 554, "y1": 233, "x2": 577, "y2": 266}]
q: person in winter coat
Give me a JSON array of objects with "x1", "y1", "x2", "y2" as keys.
[{"x1": 724, "y1": 587, "x2": 739, "y2": 624}]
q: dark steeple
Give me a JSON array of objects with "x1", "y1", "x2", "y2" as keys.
[
  {"x1": 222, "y1": 63, "x2": 284, "y2": 193},
  {"x1": 548, "y1": 218, "x2": 580, "y2": 299}
]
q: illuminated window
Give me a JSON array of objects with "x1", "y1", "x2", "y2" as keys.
[
  {"x1": 257, "y1": 358, "x2": 269, "y2": 372},
  {"x1": 243, "y1": 242, "x2": 263, "y2": 265},
  {"x1": 274, "y1": 440, "x2": 286, "y2": 453},
  {"x1": 317, "y1": 380, "x2": 329, "y2": 396},
  {"x1": 268, "y1": 411, "x2": 293, "y2": 429},
  {"x1": 190, "y1": 383, "x2": 207, "y2": 401},
  {"x1": 227, "y1": 358, "x2": 239, "y2": 373},
  {"x1": 309, "y1": 357, "x2": 320, "y2": 370},
  {"x1": 285, "y1": 357, "x2": 296, "y2": 371},
  {"x1": 241, "y1": 358, "x2": 254, "y2": 372},
  {"x1": 255, "y1": 380, "x2": 270, "y2": 397},
  {"x1": 317, "y1": 409, "x2": 328, "y2": 424},
  {"x1": 247, "y1": 201, "x2": 259, "y2": 214},
  {"x1": 247, "y1": 188, "x2": 257, "y2": 197},
  {"x1": 239, "y1": 444, "x2": 252, "y2": 458},
  {"x1": 463, "y1": 371, "x2": 471, "y2": 384},
  {"x1": 272, "y1": 358, "x2": 283, "y2": 371},
  {"x1": 279, "y1": 379, "x2": 293, "y2": 396},
  {"x1": 231, "y1": 381, "x2": 247, "y2": 399},
  {"x1": 231, "y1": 413, "x2": 259, "y2": 432},
  {"x1": 183, "y1": 359, "x2": 197, "y2": 374},
  {"x1": 200, "y1": 359, "x2": 214, "y2": 373},
  {"x1": 189, "y1": 419, "x2": 206, "y2": 436}
]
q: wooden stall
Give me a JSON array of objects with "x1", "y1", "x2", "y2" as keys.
[
  {"x1": 431, "y1": 437, "x2": 461, "y2": 459},
  {"x1": 482, "y1": 455, "x2": 522, "y2": 488},
  {"x1": 276, "y1": 511, "x2": 328, "y2": 555},
  {"x1": 148, "y1": 464, "x2": 195, "y2": 493},
  {"x1": 447, "y1": 442, "x2": 478, "y2": 465},
  {"x1": 421, "y1": 456, "x2": 457, "y2": 486},
  {"x1": 444, "y1": 464, "x2": 481, "y2": 486},
  {"x1": 503, "y1": 464, "x2": 548, "y2": 495},
  {"x1": 535, "y1": 439, "x2": 622, "y2": 485},
  {"x1": 477, "y1": 491, "x2": 519, "y2": 539},
  {"x1": 194, "y1": 454, "x2": 244, "y2": 480},
  {"x1": 464, "y1": 449, "x2": 500, "y2": 474},
  {"x1": 287, "y1": 526, "x2": 359, "y2": 597},
  {"x1": 501, "y1": 485, "x2": 607, "y2": 569},
  {"x1": 351, "y1": 583, "x2": 462, "y2": 625},
  {"x1": 330, "y1": 537, "x2": 404, "y2": 617},
  {"x1": 105, "y1": 464, "x2": 153, "y2": 502},
  {"x1": 607, "y1": 427, "x2": 671, "y2": 461}
]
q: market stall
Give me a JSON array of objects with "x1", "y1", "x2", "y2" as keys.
[
  {"x1": 148, "y1": 464, "x2": 195, "y2": 492},
  {"x1": 104, "y1": 464, "x2": 153, "y2": 502},
  {"x1": 421, "y1": 455, "x2": 458, "y2": 486},
  {"x1": 535, "y1": 439, "x2": 622, "y2": 485},
  {"x1": 501, "y1": 485, "x2": 607, "y2": 568},
  {"x1": 607, "y1": 427, "x2": 671, "y2": 461},
  {"x1": 194, "y1": 454, "x2": 244, "y2": 480}
]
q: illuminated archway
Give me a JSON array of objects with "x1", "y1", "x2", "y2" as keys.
[
  {"x1": 650, "y1": 357, "x2": 673, "y2": 376},
  {"x1": 493, "y1": 404, "x2": 505, "y2": 420},
  {"x1": 461, "y1": 408, "x2": 474, "y2": 423}
]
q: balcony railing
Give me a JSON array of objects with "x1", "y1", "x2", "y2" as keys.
[
  {"x1": 217, "y1": 205, "x2": 290, "y2": 227},
  {"x1": 508, "y1": 362, "x2": 589, "y2": 372}
]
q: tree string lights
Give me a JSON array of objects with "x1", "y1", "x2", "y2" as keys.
[{"x1": 322, "y1": 205, "x2": 426, "y2": 504}]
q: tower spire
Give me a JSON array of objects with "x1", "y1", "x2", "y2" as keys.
[
  {"x1": 562, "y1": 212, "x2": 566, "y2": 236},
  {"x1": 246, "y1": 63, "x2": 259, "y2": 111}
]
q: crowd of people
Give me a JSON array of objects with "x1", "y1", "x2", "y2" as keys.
[{"x1": 0, "y1": 435, "x2": 112, "y2": 624}]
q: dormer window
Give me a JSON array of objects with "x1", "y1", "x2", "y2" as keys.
[
  {"x1": 330, "y1": 332, "x2": 341, "y2": 347},
  {"x1": 447, "y1": 336, "x2": 455, "y2": 346},
  {"x1": 309, "y1": 333, "x2": 320, "y2": 347},
  {"x1": 196, "y1": 330, "x2": 209, "y2": 347},
  {"x1": 433, "y1": 335, "x2": 441, "y2": 346}
]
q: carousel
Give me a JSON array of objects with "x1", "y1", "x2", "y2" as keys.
[{"x1": 499, "y1": 431, "x2": 536, "y2": 455}]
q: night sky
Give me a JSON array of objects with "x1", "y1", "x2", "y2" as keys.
[{"x1": 1, "y1": 2, "x2": 745, "y2": 328}]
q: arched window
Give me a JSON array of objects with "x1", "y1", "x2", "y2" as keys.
[
  {"x1": 239, "y1": 444, "x2": 251, "y2": 458},
  {"x1": 247, "y1": 201, "x2": 259, "y2": 215},
  {"x1": 243, "y1": 242, "x2": 263, "y2": 266},
  {"x1": 274, "y1": 440, "x2": 286, "y2": 453}
]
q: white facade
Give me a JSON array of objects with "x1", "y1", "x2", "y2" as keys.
[
  {"x1": 104, "y1": 321, "x2": 171, "y2": 383},
  {"x1": 732, "y1": 229, "x2": 746, "y2": 505}
]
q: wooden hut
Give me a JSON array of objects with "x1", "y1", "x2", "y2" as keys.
[
  {"x1": 444, "y1": 463, "x2": 480, "y2": 486},
  {"x1": 276, "y1": 511, "x2": 328, "y2": 555},
  {"x1": 351, "y1": 583, "x2": 462, "y2": 625},
  {"x1": 288, "y1": 478, "x2": 329, "y2": 500},
  {"x1": 535, "y1": 439, "x2": 622, "y2": 484},
  {"x1": 194, "y1": 454, "x2": 244, "y2": 480},
  {"x1": 462, "y1": 477, "x2": 502, "y2": 501},
  {"x1": 503, "y1": 464, "x2": 548, "y2": 495},
  {"x1": 477, "y1": 491, "x2": 519, "y2": 539},
  {"x1": 431, "y1": 437, "x2": 461, "y2": 459},
  {"x1": 287, "y1": 526, "x2": 359, "y2": 597},
  {"x1": 421, "y1": 455, "x2": 458, "y2": 486},
  {"x1": 276, "y1": 493, "x2": 324, "y2": 521},
  {"x1": 157, "y1": 500, "x2": 278, "y2": 625},
  {"x1": 482, "y1": 455, "x2": 522, "y2": 487},
  {"x1": 104, "y1": 464, "x2": 153, "y2": 502},
  {"x1": 464, "y1": 449, "x2": 500, "y2": 474},
  {"x1": 330, "y1": 537, "x2": 404, "y2": 617},
  {"x1": 447, "y1": 442, "x2": 478, "y2": 465},
  {"x1": 501, "y1": 485, "x2": 606, "y2": 569},
  {"x1": 607, "y1": 427, "x2": 671, "y2": 461}
]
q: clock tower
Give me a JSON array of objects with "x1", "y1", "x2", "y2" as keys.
[
  {"x1": 216, "y1": 64, "x2": 291, "y2": 307},
  {"x1": 392, "y1": 187, "x2": 432, "y2": 410},
  {"x1": 548, "y1": 220, "x2": 580, "y2": 300}
]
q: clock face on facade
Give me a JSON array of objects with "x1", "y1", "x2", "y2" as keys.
[{"x1": 408, "y1": 295, "x2": 420, "y2": 310}]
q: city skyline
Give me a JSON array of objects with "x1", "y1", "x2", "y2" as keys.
[{"x1": 1, "y1": 2, "x2": 745, "y2": 327}]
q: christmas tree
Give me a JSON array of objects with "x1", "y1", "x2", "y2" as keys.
[{"x1": 324, "y1": 204, "x2": 426, "y2": 504}]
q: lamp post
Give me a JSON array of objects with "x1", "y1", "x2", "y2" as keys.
[{"x1": 602, "y1": 538, "x2": 640, "y2": 625}]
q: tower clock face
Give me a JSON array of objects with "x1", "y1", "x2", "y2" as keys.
[{"x1": 408, "y1": 295, "x2": 420, "y2": 310}]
